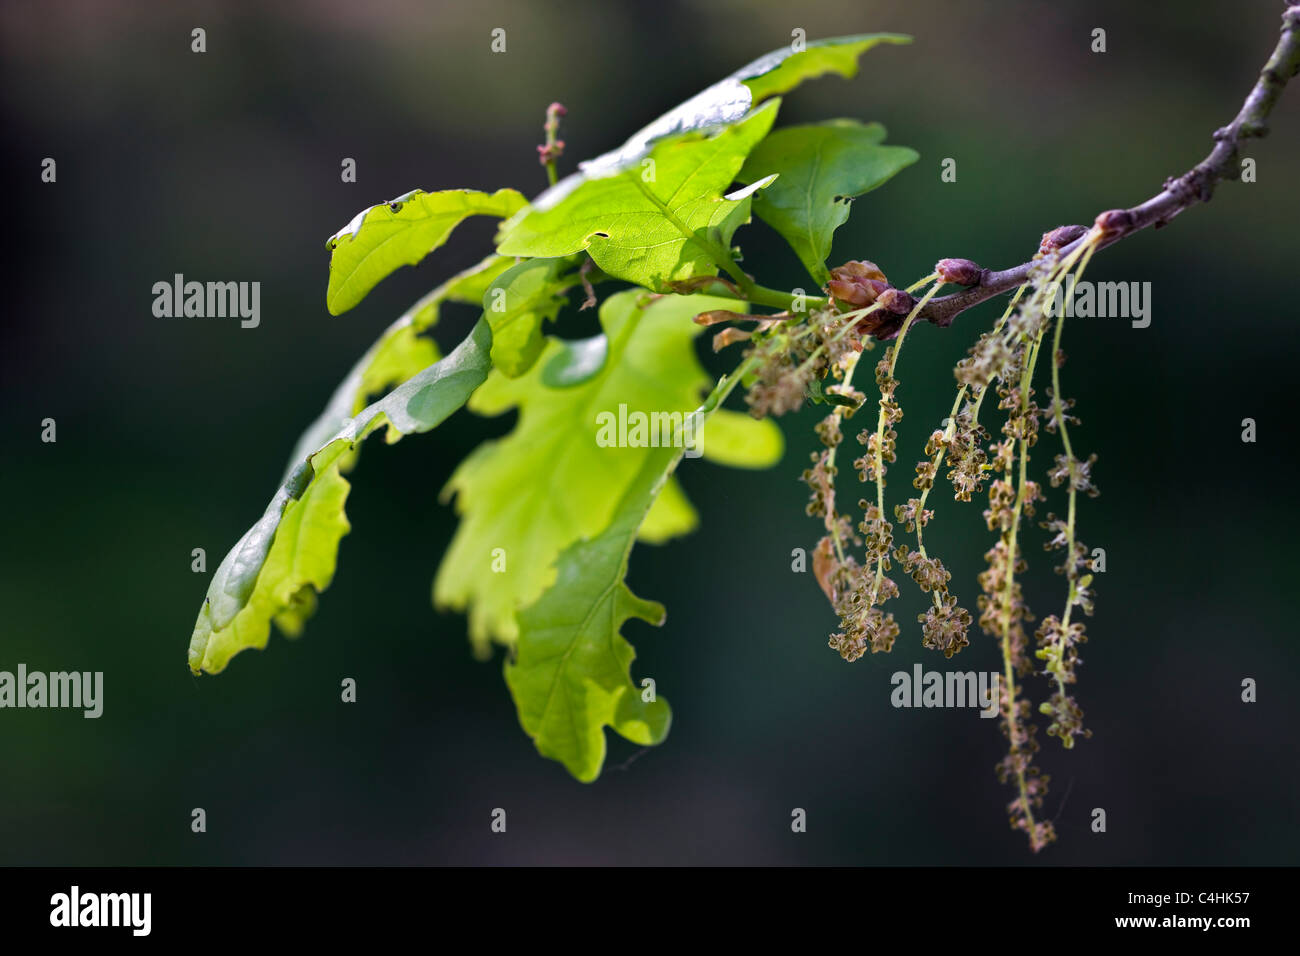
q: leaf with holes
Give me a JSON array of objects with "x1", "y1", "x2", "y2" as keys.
[
  {"x1": 326, "y1": 188, "x2": 525, "y2": 314},
  {"x1": 495, "y1": 103, "x2": 779, "y2": 291}
]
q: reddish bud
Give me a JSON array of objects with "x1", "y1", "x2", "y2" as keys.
[
  {"x1": 877, "y1": 288, "x2": 916, "y2": 315},
  {"x1": 827, "y1": 277, "x2": 888, "y2": 308},
  {"x1": 826, "y1": 279, "x2": 866, "y2": 306},
  {"x1": 537, "y1": 140, "x2": 565, "y2": 165},
  {"x1": 935, "y1": 258, "x2": 983, "y2": 286},
  {"x1": 831, "y1": 260, "x2": 887, "y2": 283},
  {"x1": 1039, "y1": 225, "x2": 1086, "y2": 254},
  {"x1": 1093, "y1": 208, "x2": 1134, "y2": 236},
  {"x1": 860, "y1": 278, "x2": 889, "y2": 301}
]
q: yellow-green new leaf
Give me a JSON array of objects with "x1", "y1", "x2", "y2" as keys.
[
  {"x1": 739, "y1": 34, "x2": 911, "y2": 102},
  {"x1": 535, "y1": 33, "x2": 911, "y2": 189},
  {"x1": 189, "y1": 320, "x2": 494, "y2": 675},
  {"x1": 482, "y1": 257, "x2": 577, "y2": 378},
  {"x1": 738, "y1": 120, "x2": 918, "y2": 282},
  {"x1": 496, "y1": 103, "x2": 779, "y2": 291},
  {"x1": 326, "y1": 188, "x2": 525, "y2": 314},
  {"x1": 289, "y1": 254, "x2": 512, "y2": 472},
  {"x1": 506, "y1": 358, "x2": 755, "y2": 781},
  {"x1": 506, "y1": 450, "x2": 675, "y2": 783},
  {"x1": 434, "y1": 292, "x2": 782, "y2": 653}
]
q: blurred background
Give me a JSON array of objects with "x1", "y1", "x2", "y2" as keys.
[{"x1": 2, "y1": 0, "x2": 1297, "y2": 866}]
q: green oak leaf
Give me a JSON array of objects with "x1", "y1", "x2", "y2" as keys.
[
  {"x1": 434, "y1": 291, "x2": 783, "y2": 653},
  {"x1": 189, "y1": 319, "x2": 494, "y2": 675},
  {"x1": 482, "y1": 257, "x2": 579, "y2": 378},
  {"x1": 637, "y1": 475, "x2": 697, "y2": 544},
  {"x1": 738, "y1": 120, "x2": 919, "y2": 283},
  {"x1": 326, "y1": 188, "x2": 525, "y2": 315},
  {"x1": 540, "y1": 333, "x2": 608, "y2": 388},
  {"x1": 536, "y1": 33, "x2": 911, "y2": 188},
  {"x1": 493, "y1": 35, "x2": 909, "y2": 293},
  {"x1": 506, "y1": 357, "x2": 752, "y2": 781},
  {"x1": 496, "y1": 103, "x2": 778, "y2": 291},
  {"x1": 505, "y1": 453, "x2": 674, "y2": 782},
  {"x1": 289, "y1": 254, "x2": 511, "y2": 472},
  {"x1": 739, "y1": 34, "x2": 910, "y2": 103}
]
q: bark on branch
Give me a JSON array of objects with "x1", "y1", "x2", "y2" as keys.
[{"x1": 920, "y1": 3, "x2": 1300, "y2": 327}]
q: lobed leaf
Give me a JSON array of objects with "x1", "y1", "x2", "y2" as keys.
[
  {"x1": 189, "y1": 320, "x2": 494, "y2": 674},
  {"x1": 535, "y1": 33, "x2": 911, "y2": 188},
  {"x1": 505, "y1": 357, "x2": 754, "y2": 782},
  {"x1": 738, "y1": 34, "x2": 910, "y2": 103},
  {"x1": 738, "y1": 120, "x2": 919, "y2": 282},
  {"x1": 505, "y1": 449, "x2": 675, "y2": 783},
  {"x1": 434, "y1": 291, "x2": 783, "y2": 653},
  {"x1": 496, "y1": 103, "x2": 779, "y2": 291},
  {"x1": 289, "y1": 254, "x2": 511, "y2": 472},
  {"x1": 481, "y1": 257, "x2": 579, "y2": 378},
  {"x1": 326, "y1": 188, "x2": 525, "y2": 315}
]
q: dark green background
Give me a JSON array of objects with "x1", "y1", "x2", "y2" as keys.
[{"x1": 2, "y1": 0, "x2": 1297, "y2": 865}]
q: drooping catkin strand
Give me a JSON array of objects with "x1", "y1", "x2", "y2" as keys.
[
  {"x1": 1037, "y1": 241, "x2": 1100, "y2": 750},
  {"x1": 976, "y1": 240, "x2": 1091, "y2": 852}
]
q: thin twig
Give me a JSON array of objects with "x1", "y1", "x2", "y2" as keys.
[{"x1": 920, "y1": 4, "x2": 1300, "y2": 327}]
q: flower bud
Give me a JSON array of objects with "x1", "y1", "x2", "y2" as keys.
[
  {"x1": 831, "y1": 260, "x2": 887, "y2": 283},
  {"x1": 935, "y1": 258, "x2": 983, "y2": 286},
  {"x1": 826, "y1": 279, "x2": 867, "y2": 306},
  {"x1": 536, "y1": 141, "x2": 565, "y2": 165},
  {"x1": 877, "y1": 288, "x2": 916, "y2": 315},
  {"x1": 1093, "y1": 208, "x2": 1134, "y2": 236},
  {"x1": 1039, "y1": 225, "x2": 1086, "y2": 255},
  {"x1": 827, "y1": 277, "x2": 888, "y2": 308}
]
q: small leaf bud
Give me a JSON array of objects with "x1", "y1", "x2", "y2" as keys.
[
  {"x1": 1039, "y1": 225, "x2": 1086, "y2": 254},
  {"x1": 935, "y1": 257, "x2": 983, "y2": 286},
  {"x1": 1093, "y1": 208, "x2": 1134, "y2": 236},
  {"x1": 877, "y1": 288, "x2": 916, "y2": 315}
]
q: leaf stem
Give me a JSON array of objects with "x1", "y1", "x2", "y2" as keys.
[{"x1": 742, "y1": 282, "x2": 830, "y2": 311}]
